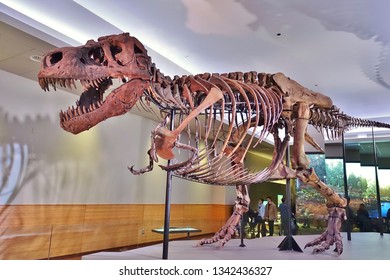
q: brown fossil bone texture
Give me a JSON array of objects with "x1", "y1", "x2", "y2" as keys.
[{"x1": 38, "y1": 33, "x2": 390, "y2": 255}]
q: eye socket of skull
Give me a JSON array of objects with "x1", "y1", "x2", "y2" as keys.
[
  {"x1": 110, "y1": 45, "x2": 122, "y2": 58},
  {"x1": 45, "y1": 51, "x2": 63, "y2": 67},
  {"x1": 88, "y1": 47, "x2": 104, "y2": 64},
  {"x1": 109, "y1": 45, "x2": 124, "y2": 65}
]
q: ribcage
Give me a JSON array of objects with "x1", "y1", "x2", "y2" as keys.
[{"x1": 144, "y1": 71, "x2": 285, "y2": 185}]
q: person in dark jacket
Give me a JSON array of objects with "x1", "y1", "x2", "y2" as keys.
[
  {"x1": 356, "y1": 203, "x2": 372, "y2": 232},
  {"x1": 279, "y1": 197, "x2": 288, "y2": 235},
  {"x1": 342, "y1": 197, "x2": 356, "y2": 232}
]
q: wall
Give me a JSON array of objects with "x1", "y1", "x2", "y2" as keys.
[
  {"x1": 0, "y1": 204, "x2": 231, "y2": 259},
  {"x1": 245, "y1": 147, "x2": 287, "y2": 210}
]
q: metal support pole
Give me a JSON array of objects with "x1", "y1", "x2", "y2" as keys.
[
  {"x1": 239, "y1": 213, "x2": 246, "y2": 247},
  {"x1": 279, "y1": 127, "x2": 302, "y2": 252},
  {"x1": 285, "y1": 136, "x2": 292, "y2": 246},
  {"x1": 372, "y1": 127, "x2": 383, "y2": 236},
  {"x1": 341, "y1": 132, "x2": 351, "y2": 241},
  {"x1": 162, "y1": 109, "x2": 175, "y2": 259}
]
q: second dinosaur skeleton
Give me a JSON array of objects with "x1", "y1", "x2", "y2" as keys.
[{"x1": 38, "y1": 33, "x2": 390, "y2": 255}]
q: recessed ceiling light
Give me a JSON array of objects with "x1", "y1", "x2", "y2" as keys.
[{"x1": 29, "y1": 54, "x2": 42, "y2": 63}]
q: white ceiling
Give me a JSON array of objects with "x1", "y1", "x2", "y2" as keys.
[{"x1": 1, "y1": 0, "x2": 390, "y2": 126}]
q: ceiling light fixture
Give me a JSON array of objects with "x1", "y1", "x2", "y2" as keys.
[{"x1": 29, "y1": 54, "x2": 42, "y2": 63}]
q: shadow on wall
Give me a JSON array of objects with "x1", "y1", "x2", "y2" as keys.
[{"x1": 0, "y1": 106, "x2": 101, "y2": 205}]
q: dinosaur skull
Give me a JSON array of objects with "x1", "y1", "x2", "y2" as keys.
[{"x1": 38, "y1": 33, "x2": 152, "y2": 134}]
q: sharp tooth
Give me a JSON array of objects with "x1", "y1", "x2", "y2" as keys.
[
  {"x1": 66, "y1": 107, "x2": 72, "y2": 117},
  {"x1": 71, "y1": 79, "x2": 77, "y2": 89},
  {"x1": 89, "y1": 104, "x2": 93, "y2": 111},
  {"x1": 82, "y1": 106, "x2": 88, "y2": 114},
  {"x1": 78, "y1": 106, "x2": 82, "y2": 115},
  {"x1": 50, "y1": 78, "x2": 57, "y2": 90},
  {"x1": 71, "y1": 106, "x2": 76, "y2": 116},
  {"x1": 93, "y1": 80, "x2": 99, "y2": 88},
  {"x1": 65, "y1": 79, "x2": 71, "y2": 88},
  {"x1": 39, "y1": 78, "x2": 48, "y2": 91},
  {"x1": 83, "y1": 81, "x2": 90, "y2": 90}
]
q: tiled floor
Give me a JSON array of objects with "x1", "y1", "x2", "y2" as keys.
[{"x1": 82, "y1": 232, "x2": 390, "y2": 260}]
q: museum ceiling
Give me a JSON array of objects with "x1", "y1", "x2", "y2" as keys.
[{"x1": 1, "y1": 0, "x2": 390, "y2": 140}]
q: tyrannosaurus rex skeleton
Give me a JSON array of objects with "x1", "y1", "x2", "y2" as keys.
[{"x1": 38, "y1": 33, "x2": 390, "y2": 255}]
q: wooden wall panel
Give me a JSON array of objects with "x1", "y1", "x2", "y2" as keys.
[
  {"x1": 0, "y1": 204, "x2": 231, "y2": 259},
  {"x1": 140, "y1": 204, "x2": 166, "y2": 243},
  {"x1": 49, "y1": 224, "x2": 84, "y2": 257},
  {"x1": 0, "y1": 205, "x2": 85, "y2": 227},
  {"x1": 83, "y1": 204, "x2": 144, "y2": 225},
  {"x1": 0, "y1": 226, "x2": 51, "y2": 259},
  {"x1": 81, "y1": 223, "x2": 141, "y2": 252}
]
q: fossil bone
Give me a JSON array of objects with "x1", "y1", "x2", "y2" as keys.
[{"x1": 38, "y1": 33, "x2": 390, "y2": 255}]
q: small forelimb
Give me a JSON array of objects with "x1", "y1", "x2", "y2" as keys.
[
  {"x1": 129, "y1": 119, "x2": 167, "y2": 175},
  {"x1": 128, "y1": 149, "x2": 155, "y2": 175}
]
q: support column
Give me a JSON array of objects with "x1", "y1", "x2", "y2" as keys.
[
  {"x1": 279, "y1": 126, "x2": 302, "y2": 252},
  {"x1": 162, "y1": 109, "x2": 175, "y2": 259},
  {"x1": 372, "y1": 127, "x2": 383, "y2": 236},
  {"x1": 342, "y1": 133, "x2": 351, "y2": 241}
]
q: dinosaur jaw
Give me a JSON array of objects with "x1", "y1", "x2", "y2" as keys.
[{"x1": 38, "y1": 76, "x2": 146, "y2": 134}]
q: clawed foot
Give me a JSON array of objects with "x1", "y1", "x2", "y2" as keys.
[
  {"x1": 304, "y1": 233, "x2": 343, "y2": 255},
  {"x1": 198, "y1": 225, "x2": 236, "y2": 247},
  {"x1": 304, "y1": 206, "x2": 345, "y2": 255},
  {"x1": 198, "y1": 212, "x2": 241, "y2": 247}
]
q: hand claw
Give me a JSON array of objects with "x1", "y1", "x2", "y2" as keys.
[
  {"x1": 128, "y1": 165, "x2": 139, "y2": 175},
  {"x1": 128, "y1": 164, "x2": 153, "y2": 175}
]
